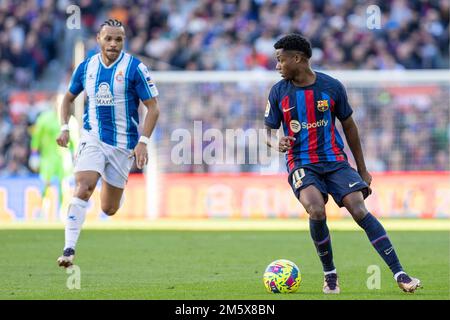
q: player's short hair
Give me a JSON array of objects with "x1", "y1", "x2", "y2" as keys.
[
  {"x1": 99, "y1": 19, "x2": 124, "y2": 32},
  {"x1": 274, "y1": 34, "x2": 312, "y2": 59}
]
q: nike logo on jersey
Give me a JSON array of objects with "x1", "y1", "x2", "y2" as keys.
[
  {"x1": 349, "y1": 182, "x2": 359, "y2": 188},
  {"x1": 384, "y1": 247, "x2": 394, "y2": 255},
  {"x1": 282, "y1": 106, "x2": 296, "y2": 112}
]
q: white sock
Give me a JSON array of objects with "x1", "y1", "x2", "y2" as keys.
[
  {"x1": 394, "y1": 271, "x2": 406, "y2": 281},
  {"x1": 323, "y1": 269, "x2": 337, "y2": 275},
  {"x1": 324, "y1": 269, "x2": 337, "y2": 275},
  {"x1": 64, "y1": 197, "x2": 88, "y2": 250}
]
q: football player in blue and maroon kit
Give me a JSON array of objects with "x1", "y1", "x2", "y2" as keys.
[{"x1": 265, "y1": 34, "x2": 420, "y2": 294}]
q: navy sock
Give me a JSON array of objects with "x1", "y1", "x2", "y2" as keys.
[
  {"x1": 357, "y1": 212, "x2": 403, "y2": 275},
  {"x1": 309, "y1": 218, "x2": 335, "y2": 272}
]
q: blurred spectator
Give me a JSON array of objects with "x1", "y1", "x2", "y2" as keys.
[
  {"x1": 245, "y1": 45, "x2": 270, "y2": 70},
  {"x1": 0, "y1": 111, "x2": 31, "y2": 177}
]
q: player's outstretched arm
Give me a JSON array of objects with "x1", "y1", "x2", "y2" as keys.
[
  {"x1": 341, "y1": 116, "x2": 372, "y2": 190},
  {"x1": 56, "y1": 92, "x2": 77, "y2": 148},
  {"x1": 133, "y1": 97, "x2": 160, "y2": 169}
]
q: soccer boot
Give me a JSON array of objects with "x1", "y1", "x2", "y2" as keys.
[
  {"x1": 397, "y1": 273, "x2": 421, "y2": 293},
  {"x1": 57, "y1": 248, "x2": 75, "y2": 268},
  {"x1": 323, "y1": 273, "x2": 340, "y2": 294}
]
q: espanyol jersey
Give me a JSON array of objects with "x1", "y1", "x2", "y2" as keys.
[
  {"x1": 68, "y1": 51, "x2": 159, "y2": 150},
  {"x1": 264, "y1": 71, "x2": 352, "y2": 173}
]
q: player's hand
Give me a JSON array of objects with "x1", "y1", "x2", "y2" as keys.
[
  {"x1": 56, "y1": 131, "x2": 70, "y2": 148},
  {"x1": 131, "y1": 142, "x2": 148, "y2": 169},
  {"x1": 278, "y1": 136, "x2": 296, "y2": 153},
  {"x1": 359, "y1": 170, "x2": 373, "y2": 195}
]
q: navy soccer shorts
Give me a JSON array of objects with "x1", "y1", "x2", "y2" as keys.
[{"x1": 287, "y1": 161, "x2": 370, "y2": 207}]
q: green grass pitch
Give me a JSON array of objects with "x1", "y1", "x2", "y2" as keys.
[{"x1": 0, "y1": 230, "x2": 448, "y2": 300}]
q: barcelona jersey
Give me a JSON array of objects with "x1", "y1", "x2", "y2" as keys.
[{"x1": 264, "y1": 71, "x2": 352, "y2": 173}]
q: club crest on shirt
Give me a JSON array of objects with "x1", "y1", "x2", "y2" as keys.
[
  {"x1": 317, "y1": 99, "x2": 329, "y2": 112},
  {"x1": 115, "y1": 70, "x2": 124, "y2": 82},
  {"x1": 96, "y1": 82, "x2": 114, "y2": 106}
]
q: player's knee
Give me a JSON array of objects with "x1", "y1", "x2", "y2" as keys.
[
  {"x1": 348, "y1": 203, "x2": 368, "y2": 222},
  {"x1": 305, "y1": 204, "x2": 326, "y2": 220},
  {"x1": 74, "y1": 182, "x2": 95, "y2": 201},
  {"x1": 101, "y1": 204, "x2": 119, "y2": 216}
]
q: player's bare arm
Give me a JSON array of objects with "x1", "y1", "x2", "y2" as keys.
[
  {"x1": 56, "y1": 91, "x2": 77, "y2": 148},
  {"x1": 264, "y1": 125, "x2": 295, "y2": 153},
  {"x1": 133, "y1": 97, "x2": 160, "y2": 169},
  {"x1": 340, "y1": 116, "x2": 372, "y2": 191}
]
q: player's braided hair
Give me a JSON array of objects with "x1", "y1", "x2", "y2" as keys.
[
  {"x1": 100, "y1": 19, "x2": 123, "y2": 30},
  {"x1": 274, "y1": 33, "x2": 312, "y2": 59}
]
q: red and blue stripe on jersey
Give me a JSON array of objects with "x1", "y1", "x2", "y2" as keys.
[{"x1": 281, "y1": 95, "x2": 296, "y2": 171}]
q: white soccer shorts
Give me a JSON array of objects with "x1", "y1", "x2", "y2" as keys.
[{"x1": 74, "y1": 132, "x2": 134, "y2": 189}]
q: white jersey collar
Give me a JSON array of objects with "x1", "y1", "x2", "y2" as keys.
[{"x1": 98, "y1": 51, "x2": 125, "y2": 69}]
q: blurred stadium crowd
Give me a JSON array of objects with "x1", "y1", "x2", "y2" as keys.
[
  {"x1": 2, "y1": 0, "x2": 448, "y2": 81},
  {"x1": 0, "y1": 0, "x2": 449, "y2": 176}
]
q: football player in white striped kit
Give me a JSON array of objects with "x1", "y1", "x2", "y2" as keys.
[{"x1": 56, "y1": 19, "x2": 160, "y2": 267}]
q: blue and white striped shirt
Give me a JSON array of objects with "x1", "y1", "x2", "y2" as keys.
[{"x1": 69, "y1": 51, "x2": 159, "y2": 150}]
